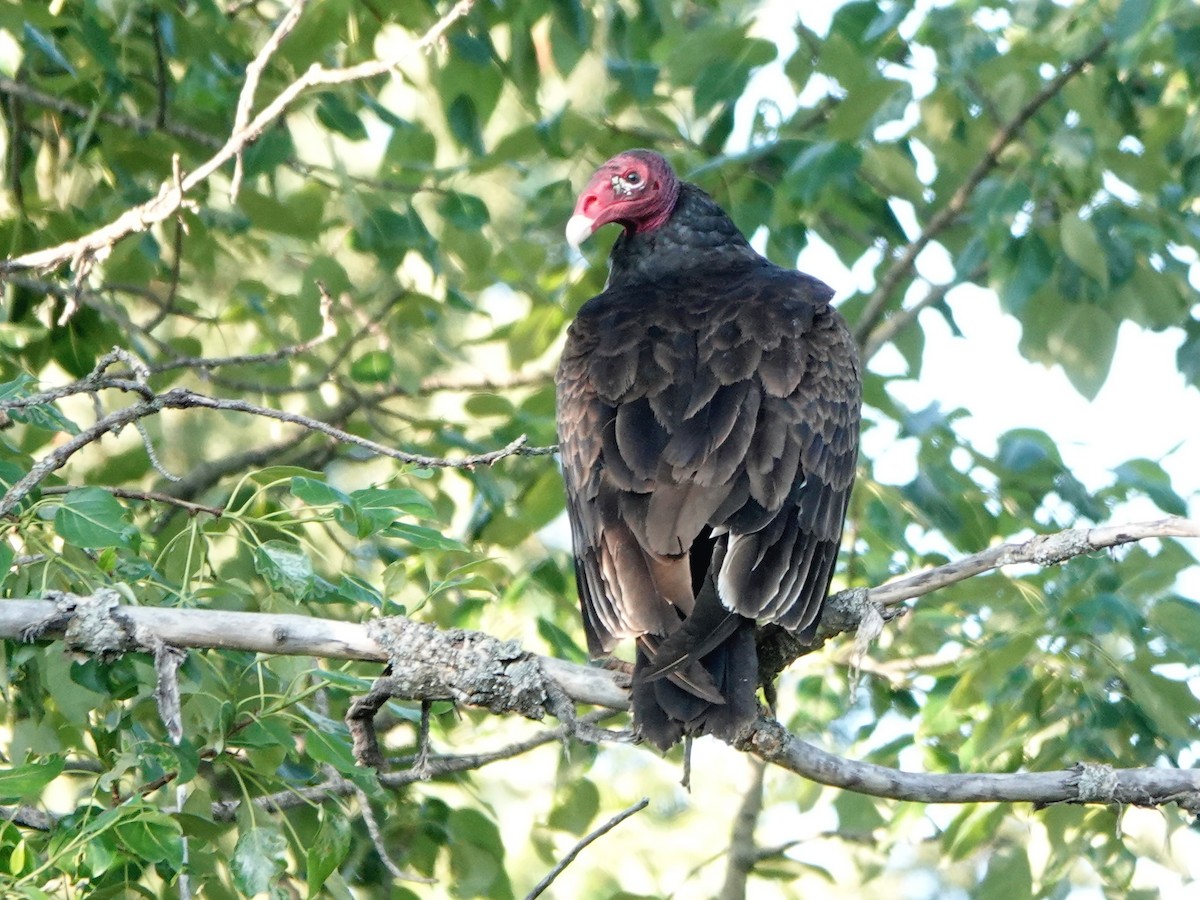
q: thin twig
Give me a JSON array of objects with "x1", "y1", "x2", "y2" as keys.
[
  {"x1": 39, "y1": 485, "x2": 224, "y2": 519},
  {"x1": 0, "y1": 385, "x2": 553, "y2": 517},
  {"x1": 352, "y1": 784, "x2": 436, "y2": 884},
  {"x1": 417, "y1": 371, "x2": 554, "y2": 395},
  {"x1": 0, "y1": 77, "x2": 221, "y2": 149},
  {"x1": 139, "y1": 282, "x2": 338, "y2": 375},
  {"x1": 229, "y1": 0, "x2": 308, "y2": 202},
  {"x1": 860, "y1": 263, "x2": 987, "y2": 362},
  {"x1": 211, "y1": 712, "x2": 618, "y2": 822},
  {"x1": 524, "y1": 798, "x2": 650, "y2": 900}
]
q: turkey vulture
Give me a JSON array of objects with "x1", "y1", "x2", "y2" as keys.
[{"x1": 556, "y1": 150, "x2": 861, "y2": 750}]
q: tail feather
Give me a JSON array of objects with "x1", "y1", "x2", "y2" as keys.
[
  {"x1": 632, "y1": 619, "x2": 758, "y2": 750},
  {"x1": 631, "y1": 568, "x2": 759, "y2": 750}
]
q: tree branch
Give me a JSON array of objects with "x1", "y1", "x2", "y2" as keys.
[
  {"x1": 0, "y1": 76, "x2": 222, "y2": 150},
  {"x1": 851, "y1": 39, "x2": 1110, "y2": 345},
  {"x1": 0, "y1": 385, "x2": 553, "y2": 518},
  {"x1": 524, "y1": 798, "x2": 650, "y2": 900},
  {"x1": 228, "y1": 0, "x2": 308, "y2": 203},
  {"x1": 860, "y1": 263, "x2": 987, "y2": 363},
  {"x1": 0, "y1": 0, "x2": 476, "y2": 275},
  {"x1": 738, "y1": 718, "x2": 1200, "y2": 812},
  {"x1": 4, "y1": 510, "x2": 1198, "y2": 814},
  {"x1": 0, "y1": 598, "x2": 631, "y2": 711},
  {"x1": 864, "y1": 517, "x2": 1199, "y2": 608},
  {"x1": 718, "y1": 760, "x2": 766, "y2": 900},
  {"x1": 758, "y1": 516, "x2": 1200, "y2": 683}
]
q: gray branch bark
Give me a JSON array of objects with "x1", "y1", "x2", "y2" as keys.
[{"x1": 4, "y1": 512, "x2": 1200, "y2": 815}]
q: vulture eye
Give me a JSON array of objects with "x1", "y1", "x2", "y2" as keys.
[{"x1": 623, "y1": 171, "x2": 641, "y2": 185}]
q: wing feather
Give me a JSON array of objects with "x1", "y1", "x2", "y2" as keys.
[{"x1": 556, "y1": 261, "x2": 861, "y2": 666}]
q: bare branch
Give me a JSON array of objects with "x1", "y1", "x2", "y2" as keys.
[
  {"x1": 6, "y1": 512, "x2": 1199, "y2": 813},
  {"x1": 352, "y1": 783, "x2": 436, "y2": 885},
  {"x1": 0, "y1": 76, "x2": 222, "y2": 150},
  {"x1": 524, "y1": 798, "x2": 650, "y2": 900},
  {"x1": 719, "y1": 760, "x2": 767, "y2": 900},
  {"x1": 0, "y1": 597, "x2": 630, "y2": 711},
  {"x1": 738, "y1": 718, "x2": 1200, "y2": 812},
  {"x1": 759, "y1": 517, "x2": 1200, "y2": 681},
  {"x1": 138, "y1": 281, "x2": 339, "y2": 376},
  {"x1": 229, "y1": 0, "x2": 308, "y2": 203},
  {"x1": 865, "y1": 517, "x2": 1200, "y2": 608},
  {"x1": 417, "y1": 371, "x2": 554, "y2": 395},
  {"x1": 210, "y1": 710, "x2": 618, "y2": 822},
  {"x1": 0, "y1": 805, "x2": 57, "y2": 831},
  {"x1": 0, "y1": 385, "x2": 553, "y2": 517},
  {"x1": 860, "y1": 263, "x2": 987, "y2": 362}
]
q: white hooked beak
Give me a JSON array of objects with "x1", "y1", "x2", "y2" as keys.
[{"x1": 565, "y1": 214, "x2": 596, "y2": 250}]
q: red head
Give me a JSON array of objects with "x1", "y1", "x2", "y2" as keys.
[{"x1": 566, "y1": 150, "x2": 682, "y2": 248}]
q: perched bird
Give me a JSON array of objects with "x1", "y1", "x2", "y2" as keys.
[{"x1": 556, "y1": 150, "x2": 861, "y2": 750}]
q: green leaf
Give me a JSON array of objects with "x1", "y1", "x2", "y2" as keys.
[
  {"x1": 0, "y1": 758, "x2": 64, "y2": 802},
  {"x1": 336, "y1": 574, "x2": 384, "y2": 608},
  {"x1": 448, "y1": 808, "x2": 513, "y2": 899},
  {"x1": 548, "y1": 779, "x2": 599, "y2": 835},
  {"x1": 316, "y1": 93, "x2": 368, "y2": 141},
  {"x1": 537, "y1": 617, "x2": 586, "y2": 663},
  {"x1": 0, "y1": 375, "x2": 79, "y2": 434},
  {"x1": 833, "y1": 791, "x2": 885, "y2": 833},
  {"x1": 447, "y1": 94, "x2": 484, "y2": 154},
  {"x1": 438, "y1": 192, "x2": 490, "y2": 230},
  {"x1": 1114, "y1": 0, "x2": 1154, "y2": 41},
  {"x1": 975, "y1": 847, "x2": 1032, "y2": 900},
  {"x1": 1046, "y1": 305, "x2": 1119, "y2": 400},
  {"x1": 0, "y1": 541, "x2": 12, "y2": 588},
  {"x1": 787, "y1": 142, "x2": 862, "y2": 204},
  {"x1": 606, "y1": 59, "x2": 658, "y2": 101},
  {"x1": 231, "y1": 716, "x2": 295, "y2": 750},
  {"x1": 233, "y1": 824, "x2": 287, "y2": 896},
  {"x1": 1122, "y1": 656, "x2": 1197, "y2": 740},
  {"x1": 0, "y1": 460, "x2": 37, "y2": 515},
  {"x1": 54, "y1": 487, "x2": 133, "y2": 549},
  {"x1": 290, "y1": 476, "x2": 351, "y2": 507},
  {"x1": 1060, "y1": 212, "x2": 1109, "y2": 287},
  {"x1": 692, "y1": 38, "x2": 775, "y2": 114},
  {"x1": 254, "y1": 540, "x2": 315, "y2": 599},
  {"x1": 1113, "y1": 459, "x2": 1188, "y2": 516},
  {"x1": 304, "y1": 728, "x2": 359, "y2": 774},
  {"x1": 1179, "y1": 319, "x2": 1200, "y2": 388},
  {"x1": 338, "y1": 487, "x2": 435, "y2": 539},
  {"x1": 999, "y1": 233, "x2": 1054, "y2": 316},
  {"x1": 384, "y1": 522, "x2": 466, "y2": 552},
  {"x1": 116, "y1": 810, "x2": 184, "y2": 870},
  {"x1": 239, "y1": 187, "x2": 326, "y2": 239},
  {"x1": 307, "y1": 809, "x2": 352, "y2": 895},
  {"x1": 349, "y1": 350, "x2": 395, "y2": 384},
  {"x1": 1149, "y1": 596, "x2": 1200, "y2": 654}
]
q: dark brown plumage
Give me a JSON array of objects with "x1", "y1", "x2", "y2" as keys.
[{"x1": 556, "y1": 150, "x2": 861, "y2": 749}]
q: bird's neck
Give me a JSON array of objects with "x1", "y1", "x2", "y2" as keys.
[{"x1": 606, "y1": 184, "x2": 760, "y2": 289}]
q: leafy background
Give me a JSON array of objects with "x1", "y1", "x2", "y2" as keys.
[{"x1": 1, "y1": 0, "x2": 1198, "y2": 897}]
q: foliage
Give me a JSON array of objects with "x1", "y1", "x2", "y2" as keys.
[{"x1": 0, "y1": 0, "x2": 1198, "y2": 897}]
